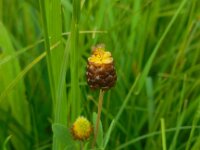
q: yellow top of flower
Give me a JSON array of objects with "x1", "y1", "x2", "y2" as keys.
[
  {"x1": 71, "y1": 116, "x2": 92, "y2": 140},
  {"x1": 88, "y1": 47, "x2": 113, "y2": 64}
]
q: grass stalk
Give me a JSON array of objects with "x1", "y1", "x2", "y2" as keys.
[
  {"x1": 114, "y1": 74, "x2": 140, "y2": 125},
  {"x1": 116, "y1": 126, "x2": 200, "y2": 150},
  {"x1": 186, "y1": 97, "x2": 200, "y2": 150},
  {"x1": 161, "y1": 118, "x2": 167, "y2": 150},
  {"x1": 40, "y1": 0, "x2": 67, "y2": 149},
  {"x1": 135, "y1": 0, "x2": 188, "y2": 94},
  {"x1": 39, "y1": 0, "x2": 56, "y2": 103},
  {"x1": 70, "y1": 0, "x2": 81, "y2": 121},
  {"x1": 40, "y1": 2, "x2": 65, "y2": 149},
  {"x1": 0, "y1": 42, "x2": 60, "y2": 101}
]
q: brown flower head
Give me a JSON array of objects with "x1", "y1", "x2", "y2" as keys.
[{"x1": 86, "y1": 44, "x2": 117, "y2": 91}]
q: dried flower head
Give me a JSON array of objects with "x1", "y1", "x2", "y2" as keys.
[
  {"x1": 71, "y1": 116, "x2": 92, "y2": 141},
  {"x1": 86, "y1": 44, "x2": 117, "y2": 90}
]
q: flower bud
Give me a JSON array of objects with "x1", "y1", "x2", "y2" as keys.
[{"x1": 71, "y1": 116, "x2": 92, "y2": 141}]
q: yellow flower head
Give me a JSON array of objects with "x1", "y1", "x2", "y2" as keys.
[
  {"x1": 71, "y1": 116, "x2": 92, "y2": 141},
  {"x1": 88, "y1": 44, "x2": 113, "y2": 65}
]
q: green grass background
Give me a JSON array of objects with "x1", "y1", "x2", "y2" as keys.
[{"x1": 1, "y1": 0, "x2": 200, "y2": 149}]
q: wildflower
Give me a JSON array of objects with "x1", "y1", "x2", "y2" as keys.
[
  {"x1": 71, "y1": 116, "x2": 92, "y2": 141},
  {"x1": 86, "y1": 44, "x2": 117, "y2": 90}
]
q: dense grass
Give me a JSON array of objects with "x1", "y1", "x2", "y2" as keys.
[{"x1": 1, "y1": 0, "x2": 200, "y2": 149}]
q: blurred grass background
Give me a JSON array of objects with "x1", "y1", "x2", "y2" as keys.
[{"x1": 1, "y1": 0, "x2": 200, "y2": 149}]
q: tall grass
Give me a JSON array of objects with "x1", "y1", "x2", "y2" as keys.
[
  {"x1": 1, "y1": 0, "x2": 200, "y2": 149},
  {"x1": 70, "y1": 0, "x2": 81, "y2": 122}
]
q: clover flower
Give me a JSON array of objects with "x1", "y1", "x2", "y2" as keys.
[
  {"x1": 71, "y1": 116, "x2": 92, "y2": 141},
  {"x1": 86, "y1": 44, "x2": 117, "y2": 90}
]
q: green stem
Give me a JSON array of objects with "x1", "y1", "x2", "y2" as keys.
[
  {"x1": 80, "y1": 141, "x2": 84, "y2": 150},
  {"x1": 92, "y1": 89, "x2": 104, "y2": 148},
  {"x1": 161, "y1": 118, "x2": 167, "y2": 150}
]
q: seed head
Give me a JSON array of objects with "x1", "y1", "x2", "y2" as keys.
[
  {"x1": 71, "y1": 116, "x2": 92, "y2": 141},
  {"x1": 86, "y1": 44, "x2": 117, "y2": 90}
]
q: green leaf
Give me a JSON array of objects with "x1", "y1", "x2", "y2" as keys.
[
  {"x1": 64, "y1": 145, "x2": 77, "y2": 150},
  {"x1": 0, "y1": 21, "x2": 31, "y2": 150},
  {"x1": 3, "y1": 135, "x2": 12, "y2": 150},
  {"x1": 52, "y1": 123, "x2": 75, "y2": 148},
  {"x1": 61, "y1": 0, "x2": 72, "y2": 12},
  {"x1": 103, "y1": 120, "x2": 115, "y2": 149},
  {"x1": 93, "y1": 112, "x2": 104, "y2": 148},
  {"x1": 83, "y1": 141, "x2": 90, "y2": 150}
]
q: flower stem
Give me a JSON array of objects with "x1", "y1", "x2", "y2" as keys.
[
  {"x1": 80, "y1": 141, "x2": 84, "y2": 150},
  {"x1": 92, "y1": 89, "x2": 104, "y2": 148}
]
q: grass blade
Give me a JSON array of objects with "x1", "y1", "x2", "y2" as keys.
[
  {"x1": 70, "y1": 0, "x2": 81, "y2": 121},
  {"x1": 135, "y1": 0, "x2": 188, "y2": 94},
  {"x1": 161, "y1": 118, "x2": 167, "y2": 150}
]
